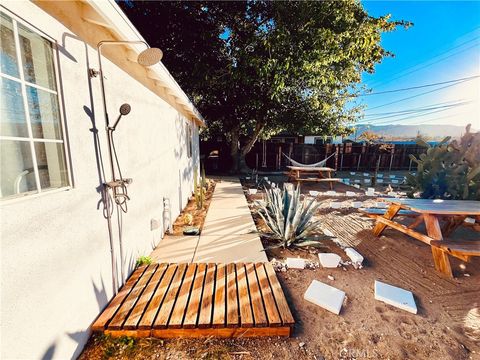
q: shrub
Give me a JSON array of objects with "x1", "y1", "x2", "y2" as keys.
[
  {"x1": 135, "y1": 256, "x2": 152, "y2": 267},
  {"x1": 255, "y1": 185, "x2": 328, "y2": 249},
  {"x1": 407, "y1": 124, "x2": 480, "y2": 200}
]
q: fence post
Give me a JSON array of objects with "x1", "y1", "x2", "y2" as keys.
[{"x1": 389, "y1": 144, "x2": 395, "y2": 172}]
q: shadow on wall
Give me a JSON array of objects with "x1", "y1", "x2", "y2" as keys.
[
  {"x1": 37, "y1": 33, "x2": 119, "y2": 360},
  {"x1": 39, "y1": 252, "x2": 136, "y2": 360}
]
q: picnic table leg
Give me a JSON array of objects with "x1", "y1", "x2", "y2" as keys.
[
  {"x1": 442, "y1": 216, "x2": 466, "y2": 237},
  {"x1": 407, "y1": 214, "x2": 424, "y2": 229},
  {"x1": 424, "y1": 214, "x2": 452, "y2": 278},
  {"x1": 373, "y1": 204, "x2": 401, "y2": 236}
]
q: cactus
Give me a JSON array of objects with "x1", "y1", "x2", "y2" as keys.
[
  {"x1": 193, "y1": 166, "x2": 206, "y2": 209},
  {"x1": 407, "y1": 124, "x2": 480, "y2": 200}
]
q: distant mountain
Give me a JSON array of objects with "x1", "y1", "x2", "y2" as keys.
[{"x1": 354, "y1": 124, "x2": 476, "y2": 139}]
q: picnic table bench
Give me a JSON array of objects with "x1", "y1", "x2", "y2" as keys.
[
  {"x1": 372, "y1": 198, "x2": 480, "y2": 278},
  {"x1": 285, "y1": 166, "x2": 341, "y2": 190}
]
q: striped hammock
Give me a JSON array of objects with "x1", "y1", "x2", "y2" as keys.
[{"x1": 283, "y1": 152, "x2": 335, "y2": 168}]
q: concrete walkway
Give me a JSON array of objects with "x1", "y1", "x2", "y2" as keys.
[{"x1": 150, "y1": 178, "x2": 267, "y2": 263}]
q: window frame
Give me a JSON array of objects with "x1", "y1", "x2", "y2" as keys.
[{"x1": 0, "y1": 8, "x2": 72, "y2": 202}]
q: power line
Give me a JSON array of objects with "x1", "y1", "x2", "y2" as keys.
[
  {"x1": 365, "y1": 77, "x2": 474, "y2": 112},
  {"x1": 366, "y1": 33, "x2": 480, "y2": 89},
  {"x1": 358, "y1": 103, "x2": 471, "y2": 126},
  {"x1": 354, "y1": 75, "x2": 479, "y2": 97},
  {"x1": 363, "y1": 100, "x2": 468, "y2": 118}
]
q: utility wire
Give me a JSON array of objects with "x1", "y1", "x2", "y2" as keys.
[
  {"x1": 358, "y1": 103, "x2": 470, "y2": 126},
  {"x1": 363, "y1": 100, "x2": 469, "y2": 118},
  {"x1": 365, "y1": 78, "x2": 474, "y2": 111},
  {"x1": 353, "y1": 75, "x2": 479, "y2": 97},
  {"x1": 366, "y1": 34, "x2": 480, "y2": 89}
]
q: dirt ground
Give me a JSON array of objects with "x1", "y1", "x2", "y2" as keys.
[
  {"x1": 170, "y1": 181, "x2": 216, "y2": 236},
  {"x1": 79, "y1": 180, "x2": 480, "y2": 360}
]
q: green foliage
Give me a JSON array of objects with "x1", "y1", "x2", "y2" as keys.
[
  {"x1": 407, "y1": 124, "x2": 480, "y2": 200},
  {"x1": 193, "y1": 166, "x2": 206, "y2": 209},
  {"x1": 118, "y1": 1, "x2": 411, "y2": 172},
  {"x1": 255, "y1": 185, "x2": 329, "y2": 249},
  {"x1": 100, "y1": 335, "x2": 136, "y2": 359},
  {"x1": 135, "y1": 256, "x2": 152, "y2": 267}
]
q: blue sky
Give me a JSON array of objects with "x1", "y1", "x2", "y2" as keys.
[{"x1": 356, "y1": 0, "x2": 480, "y2": 129}]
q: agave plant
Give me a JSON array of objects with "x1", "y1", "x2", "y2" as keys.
[{"x1": 255, "y1": 184, "x2": 328, "y2": 250}]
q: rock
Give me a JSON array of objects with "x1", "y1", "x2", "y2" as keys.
[
  {"x1": 299, "y1": 342, "x2": 305, "y2": 348},
  {"x1": 464, "y1": 273, "x2": 471, "y2": 277},
  {"x1": 328, "y1": 275, "x2": 335, "y2": 281}
]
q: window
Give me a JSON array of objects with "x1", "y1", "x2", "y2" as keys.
[
  {"x1": 186, "y1": 122, "x2": 193, "y2": 158},
  {"x1": 0, "y1": 11, "x2": 68, "y2": 199}
]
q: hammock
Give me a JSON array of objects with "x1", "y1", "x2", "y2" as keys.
[{"x1": 283, "y1": 152, "x2": 335, "y2": 168}]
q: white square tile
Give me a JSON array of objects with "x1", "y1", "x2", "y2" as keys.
[
  {"x1": 318, "y1": 253, "x2": 341, "y2": 268},
  {"x1": 304, "y1": 280, "x2": 345, "y2": 315},
  {"x1": 374, "y1": 280, "x2": 417, "y2": 314},
  {"x1": 286, "y1": 258, "x2": 306, "y2": 269}
]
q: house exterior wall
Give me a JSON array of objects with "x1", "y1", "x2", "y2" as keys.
[{"x1": 0, "y1": 2, "x2": 199, "y2": 359}]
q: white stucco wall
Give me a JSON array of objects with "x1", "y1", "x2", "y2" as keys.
[{"x1": 0, "y1": 2, "x2": 200, "y2": 359}]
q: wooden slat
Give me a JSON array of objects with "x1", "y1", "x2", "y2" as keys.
[
  {"x1": 169, "y1": 264, "x2": 197, "y2": 328},
  {"x1": 92, "y1": 265, "x2": 147, "y2": 331},
  {"x1": 245, "y1": 263, "x2": 267, "y2": 327},
  {"x1": 264, "y1": 263, "x2": 294, "y2": 326},
  {"x1": 212, "y1": 263, "x2": 226, "y2": 328},
  {"x1": 255, "y1": 263, "x2": 282, "y2": 327},
  {"x1": 183, "y1": 263, "x2": 207, "y2": 328},
  {"x1": 109, "y1": 265, "x2": 157, "y2": 329},
  {"x1": 138, "y1": 264, "x2": 177, "y2": 329},
  {"x1": 150, "y1": 326, "x2": 291, "y2": 338},
  {"x1": 124, "y1": 264, "x2": 167, "y2": 329},
  {"x1": 236, "y1": 263, "x2": 253, "y2": 327},
  {"x1": 153, "y1": 263, "x2": 187, "y2": 329},
  {"x1": 372, "y1": 204, "x2": 401, "y2": 236},
  {"x1": 226, "y1": 263, "x2": 239, "y2": 327},
  {"x1": 375, "y1": 217, "x2": 433, "y2": 244},
  {"x1": 93, "y1": 262, "x2": 295, "y2": 338},
  {"x1": 198, "y1": 263, "x2": 216, "y2": 328}
]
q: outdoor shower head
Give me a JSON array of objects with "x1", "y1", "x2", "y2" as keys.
[
  {"x1": 137, "y1": 47, "x2": 163, "y2": 66},
  {"x1": 119, "y1": 103, "x2": 131, "y2": 116},
  {"x1": 111, "y1": 103, "x2": 131, "y2": 130}
]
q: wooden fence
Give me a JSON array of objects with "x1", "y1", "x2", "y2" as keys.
[{"x1": 201, "y1": 141, "x2": 427, "y2": 172}]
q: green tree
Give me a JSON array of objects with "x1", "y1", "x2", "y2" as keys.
[{"x1": 119, "y1": 1, "x2": 410, "y2": 172}]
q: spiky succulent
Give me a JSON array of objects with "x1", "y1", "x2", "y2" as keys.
[{"x1": 255, "y1": 185, "x2": 328, "y2": 249}]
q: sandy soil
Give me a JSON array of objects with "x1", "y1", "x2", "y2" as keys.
[
  {"x1": 79, "y1": 180, "x2": 480, "y2": 360},
  {"x1": 170, "y1": 181, "x2": 216, "y2": 236}
]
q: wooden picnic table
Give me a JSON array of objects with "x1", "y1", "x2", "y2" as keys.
[
  {"x1": 372, "y1": 198, "x2": 480, "y2": 278},
  {"x1": 285, "y1": 166, "x2": 340, "y2": 190}
]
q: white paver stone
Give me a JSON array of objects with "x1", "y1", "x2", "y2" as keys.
[
  {"x1": 374, "y1": 280, "x2": 417, "y2": 314},
  {"x1": 286, "y1": 258, "x2": 306, "y2": 269},
  {"x1": 318, "y1": 253, "x2": 341, "y2": 268},
  {"x1": 304, "y1": 280, "x2": 345, "y2": 315},
  {"x1": 345, "y1": 247, "x2": 364, "y2": 267}
]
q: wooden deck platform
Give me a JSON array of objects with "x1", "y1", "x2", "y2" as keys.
[{"x1": 92, "y1": 262, "x2": 295, "y2": 338}]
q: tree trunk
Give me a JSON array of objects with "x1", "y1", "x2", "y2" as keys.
[{"x1": 227, "y1": 122, "x2": 265, "y2": 174}]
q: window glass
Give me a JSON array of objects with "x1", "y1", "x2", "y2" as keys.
[
  {"x1": 0, "y1": 140, "x2": 37, "y2": 197},
  {"x1": 0, "y1": 13, "x2": 19, "y2": 77},
  {"x1": 0, "y1": 77, "x2": 28, "y2": 137},
  {"x1": 0, "y1": 11, "x2": 69, "y2": 199},
  {"x1": 27, "y1": 86, "x2": 62, "y2": 139},
  {"x1": 34, "y1": 142, "x2": 68, "y2": 190},
  {"x1": 18, "y1": 23, "x2": 56, "y2": 90}
]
